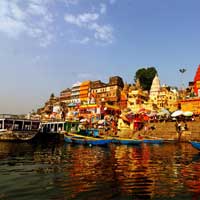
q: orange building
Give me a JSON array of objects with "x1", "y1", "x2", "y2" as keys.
[
  {"x1": 180, "y1": 98, "x2": 200, "y2": 114},
  {"x1": 79, "y1": 81, "x2": 91, "y2": 104}
]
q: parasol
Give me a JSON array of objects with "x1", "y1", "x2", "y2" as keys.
[
  {"x1": 171, "y1": 110, "x2": 183, "y2": 117},
  {"x1": 157, "y1": 108, "x2": 170, "y2": 116},
  {"x1": 183, "y1": 111, "x2": 193, "y2": 117}
]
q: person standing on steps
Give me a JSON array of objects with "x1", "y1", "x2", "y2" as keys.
[
  {"x1": 178, "y1": 122, "x2": 182, "y2": 133},
  {"x1": 177, "y1": 121, "x2": 182, "y2": 141}
]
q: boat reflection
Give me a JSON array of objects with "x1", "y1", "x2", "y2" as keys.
[{"x1": 0, "y1": 142, "x2": 34, "y2": 158}]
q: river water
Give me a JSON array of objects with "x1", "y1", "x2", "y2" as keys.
[{"x1": 0, "y1": 140, "x2": 200, "y2": 200}]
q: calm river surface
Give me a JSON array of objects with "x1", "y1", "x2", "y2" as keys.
[{"x1": 0, "y1": 140, "x2": 200, "y2": 200}]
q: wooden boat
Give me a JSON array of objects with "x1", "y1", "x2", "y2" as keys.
[
  {"x1": 142, "y1": 138, "x2": 164, "y2": 144},
  {"x1": 39, "y1": 120, "x2": 99, "y2": 141},
  {"x1": 71, "y1": 136, "x2": 109, "y2": 146},
  {"x1": 64, "y1": 133, "x2": 110, "y2": 146},
  {"x1": 64, "y1": 134, "x2": 73, "y2": 143},
  {"x1": 39, "y1": 120, "x2": 67, "y2": 140},
  {"x1": 111, "y1": 137, "x2": 163, "y2": 145},
  {"x1": 163, "y1": 139, "x2": 177, "y2": 143},
  {"x1": 111, "y1": 133, "x2": 164, "y2": 145},
  {"x1": 111, "y1": 137, "x2": 143, "y2": 145},
  {"x1": 190, "y1": 141, "x2": 200, "y2": 151},
  {"x1": 64, "y1": 120, "x2": 111, "y2": 146},
  {"x1": 0, "y1": 114, "x2": 40, "y2": 141}
]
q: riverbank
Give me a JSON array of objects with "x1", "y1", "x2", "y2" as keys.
[{"x1": 117, "y1": 120, "x2": 200, "y2": 142}]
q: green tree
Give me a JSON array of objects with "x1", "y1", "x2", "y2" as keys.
[{"x1": 134, "y1": 67, "x2": 157, "y2": 91}]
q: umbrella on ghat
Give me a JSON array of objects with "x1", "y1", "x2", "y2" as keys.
[
  {"x1": 157, "y1": 108, "x2": 170, "y2": 116},
  {"x1": 183, "y1": 111, "x2": 193, "y2": 117},
  {"x1": 171, "y1": 110, "x2": 183, "y2": 117}
]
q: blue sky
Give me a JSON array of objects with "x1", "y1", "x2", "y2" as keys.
[{"x1": 0, "y1": 0, "x2": 200, "y2": 114}]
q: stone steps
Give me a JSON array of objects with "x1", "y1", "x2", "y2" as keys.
[{"x1": 117, "y1": 120, "x2": 200, "y2": 142}]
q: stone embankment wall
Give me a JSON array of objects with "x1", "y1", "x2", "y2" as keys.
[{"x1": 118, "y1": 120, "x2": 200, "y2": 142}]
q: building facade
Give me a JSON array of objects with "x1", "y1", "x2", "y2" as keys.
[
  {"x1": 59, "y1": 88, "x2": 71, "y2": 104},
  {"x1": 79, "y1": 80, "x2": 91, "y2": 104},
  {"x1": 90, "y1": 76, "x2": 124, "y2": 106},
  {"x1": 71, "y1": 82, "x2": 81, "y2": 104},
  {"x1": 127, "y1": 87, "x2": 150, "y2": 112}
]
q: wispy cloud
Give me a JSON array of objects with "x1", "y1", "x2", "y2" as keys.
[
  {"x1": 109, "y1": 0, "x2": 117, "y2": 5},
  {"x1": 64, "y1": 10, "x2": 114, "y2": 44},
  {"x1": 64, "y1": 13, "x2": 99, "y2": 27},
  {"x1": 0, "y1": 0, "x2": 115, "y2": 46},
  {"x1": 100, "y1": 3, "x2": 107, "y2": 14},
  {"x1": 71, "y1": 37, "x2": 90, "y2": 44},
  {"x1": 63, "y1": 0, "x2": 79, "y2": 6},
  {"x1": 91, "y1": 23, "x2": 113, "y2": 44},
  {"x1": 0, "y1": 0, "x2": 54, "y2": 47},
  {"x1": 0, "y1": 16, "x2": 26, "y2": 38}
]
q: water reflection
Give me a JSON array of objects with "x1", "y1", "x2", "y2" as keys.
[
  {"x1": 109, "y1": 145, "x2": 154, "y2": 199},
  {"x1": 60, "y1": 145, "x2": 115, "y2": 199},
  {"x1": 181, "y1": 153, "x2": 200, "y2": 200},
  {"x1": 0, "y1": 141, "x2": 200, "y2": 199}
]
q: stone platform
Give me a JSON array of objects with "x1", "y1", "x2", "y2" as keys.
[{"x1": 117, "y1": 120, "x2": 200, "y2": 142}]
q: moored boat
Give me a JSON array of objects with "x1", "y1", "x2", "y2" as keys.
[
  {"x1": 190, "y1": 141, "x2": 200, "y2": 151},
  {"x1": 39, "y1": 120, "x2": 67, "y2": 140},
  {"x1": 142, "y1": 138, "x2": 164, "y2": 144},
  {"x1": 64, "y1": 120, "x2": 111, "y2": 146},
  {"x1": 111, "y1": 137, "x2": 143, "y2": 145},
  {"x1": 111, "y1": 137, "x2": 163, "y2": 145},
  {"x1": 70, "y1": 136, "x2": 110, "y2": 146},
  {"x1": 0, "y1": 114, "x2": 40, "y2": 141},
  {"x1": 64, "y1": 133, "x2": 111, "y2": 146}
]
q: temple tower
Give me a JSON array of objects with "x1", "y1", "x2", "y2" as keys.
[
  {"x1": 194, "y1": 65, "x2": 200, "y2": 97},
  {"x1": 150, "y1": 74, "x2": 161, "y2": 98}
]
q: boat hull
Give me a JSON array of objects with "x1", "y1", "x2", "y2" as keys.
[
  {"x1": 72, "y1": 137, "x2": 109, "y2": 146},
  {"x1": 112, "y1": 138, "x2": 143, "y2": 145},
  {"x1": 190, "y1": 141, "x2": 200, "y2": 151},
  {"x1": 64, "y1": 134, "x2": 110, "y2": 146},
  {"x1": 111, "y1": 137, "x2": 163, "y2": 145},
  {"x1": 143, "y1": 139, "x2": 164, "y2": 144},
  {"x1": 64, "y1": 135, "x2": 73, "y2": 143},
  {"x1": 0, "y1": 130, "x2": 38, "y2": 141}
]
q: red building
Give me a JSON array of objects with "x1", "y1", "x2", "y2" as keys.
[{"x1": 194, "y1": 64, "x2": 200, "y2": 97}]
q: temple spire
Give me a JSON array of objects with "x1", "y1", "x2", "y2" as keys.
[
  {"x1": 150, "y1": 74, "x2": 161, "y2": 96},
  {"x1": 194, "y1": 64, "x2": 200, "y2": 97}
]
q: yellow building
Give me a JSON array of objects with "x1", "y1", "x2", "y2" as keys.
[
  {"x1": 156, "y1": 86, "x2": 179, "y2": 111},
  {"x1": 127, "y1": 88, "x2": 150, "y2": 112}
]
